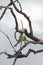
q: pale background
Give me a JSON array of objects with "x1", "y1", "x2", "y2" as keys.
[{"x1": 0, "y1": 0, "x2": 43, "y2": 65}]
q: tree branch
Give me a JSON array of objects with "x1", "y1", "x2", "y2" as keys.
[
  {"x1": 0, "y1": 51, "x2": 13, "y2": 58},
  {"x1": 0, "y1": 1, "x2": 13, "y2": 20},
  {"x1": 0, "y1": 1, "x2": 43, "y2": 65},
  {"x1": 0, "y1": 29, "x2": 16, "y2": 52},
  {"x1": 10, "y1": 0, "x2": 33, "y2": 35},
  {"x1": 10, "y1": 8, "x2": 18, "y2": 30},
  {"x1": 13, "y1": 58, "x2": 17, "y2": 65},
  {"x1": 19, "y1": 49, "x2": 43, "y2": 58}
]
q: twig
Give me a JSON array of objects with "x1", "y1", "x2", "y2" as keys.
[
  {"x1": 0, "y1": 51, "x2": 13, "y2": 58},
  {"x1": 12, "y1": 57, "x2": 17, "y2": 65},
  {"x1": 0, "y1": 8, "x2": 7, "y2": 20},
  {"x1": 10, "y1": 8, "x2": 18, "y2": 31},
  {"x1": 29, "y1": 49, "x2": 43, "y2": 54},
  {"x1": 0, "y1": 1, "x2": 13, "y2": 20},
  {"x1": 0, "y1": 29, "x2": 16, "y2": 52},
  {"x1": 16, "y1": 0, "x2": 22, "y2": 11},
  {"x1": 14, "y1": 41, "x2": 21, "y2": 47}
]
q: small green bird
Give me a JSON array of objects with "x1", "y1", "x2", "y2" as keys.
[
  {"x1": 18, "y1": 35, "x2": 26, "y2": 44},
  {"x1": 23, "y1": 36, "x2": 26, "y2": 44},
  {"x1": 23, "y1": 36, "x2": 26, "y2": 41},
  {"x1": 18, "y1": 35, "x2": 22, "y2": 42}
]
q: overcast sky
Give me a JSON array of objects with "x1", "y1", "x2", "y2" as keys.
[{"x1": 0, "y1": 0, "x2": 43, "y2": 65}]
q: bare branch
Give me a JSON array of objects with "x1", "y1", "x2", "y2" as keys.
[
  {"x1": 29, "y1": 49, "x2": 43, "y2": 54},
  {"x1": 0, "y1": 8, "x2": 7, "y2": 20},
  {"x1": 14, "y1": 41, "x2": 20, "y2": 47},
  {"x1": 8, "y1": 0, "x2": 22, "y2": 11},
  {"x1": 12, "y1": 57, "x2": 17, "y2": 65},
  {"x1": 16, "y1": 0, "x2": 22, "y2": 11},
  {"x1": 25, "y1": 33, "x2": 41, "y2": 41},
  {"x1": 0, "y1": 4, "x2": 11, "y2": 20},
  {"x1": 10, "y1": 0, "x2": 33, "y2": 35},
  {"x1": 0, "y1": 49, "x2": 43, "y2": 60},
  {"x1": 0, "y1": 1, "x2": 12, "y2": 20},
  {"x1": 0, "y1": 1, "x2": 43, "y2": 65},
  {"x1": 0, "y1": 51, "x2": 13, "y2": 58},
  {"x1": 10, "y1": 8, "x2": 18, "y2": 30},
  {"x1": 8, "y1": 0, "x2": 20, "y2": 6},
  {"x1": 9, "y1": 0, "x2": 42, "y2": 42},
  {"x1": 20, "y1": 49, "x2": 43, "y2": 58},
  {"x1": 0, "y1": 29, "x2": 16, "y2": 52},
  {"x1": 14, "y1": 21, "x2": 23, "y2": 42}
]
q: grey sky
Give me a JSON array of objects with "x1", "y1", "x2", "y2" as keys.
[{"x1": 0, "y1": 0, "x2": 43, "y2": 65}]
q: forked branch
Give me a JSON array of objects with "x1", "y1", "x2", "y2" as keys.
[{"x1": 0, "y1": 0, "x2": 43, "y2": 65}]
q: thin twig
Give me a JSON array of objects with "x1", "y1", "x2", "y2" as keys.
[
  {"x1": 29, "y1": 49, "x2": 43, "y2": 54},
  {"x1": 16, "y1": 0, "x2": 22, "y2": 11},
  {"x1": 14, "y1": 41, "x2": 21, "y2": 47},
  {"x1": 0, "y1": 1, "x2": 12, "y2": 20},
  {"x1": 10, "y1": 8, "x2": 18, "y2": 30},
  {"x1": 0, "y1": 8, "x2": 7, "y2": 20},
  {"x1": 0, "y1": 29, "x2": 16, "y2": 52},
  {"x1": 13, "y1": 57, "x2": 17, "y2": 65},
  {"x1": 0, "y1": 51, "x2": 13, "y2": 58}
]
